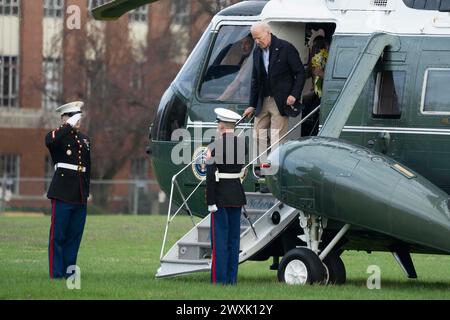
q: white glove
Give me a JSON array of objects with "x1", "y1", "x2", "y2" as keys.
[
  {"x1": 208, "y1": 204, "x2": 218, "y2": 213},
  {"x1": 66, "y1": 113, "x2": 82, "y2": 127}
]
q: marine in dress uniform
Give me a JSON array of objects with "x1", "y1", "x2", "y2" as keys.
[
  {"x1": 206, "y1": 108, "x2": 246, "y2": 285},
  {"x1": 45, "y1": 101, "x2": 91, "y2": 279}
]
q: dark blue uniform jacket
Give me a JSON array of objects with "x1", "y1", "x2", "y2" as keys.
[
  {"x1": 206, "y1": 132, "x2": 246, "y2": 208},
  {"x1": 45, "y1": 123, "x2": 91, "y2": 204}
]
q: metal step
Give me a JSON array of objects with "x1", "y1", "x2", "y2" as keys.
[
  {"x1": 178, "y1": 241, "x2": 211, "y2": 260},
  {"x1": 197, "y1": 225, "x2": 248, "y2": 243},
  {"x1": 161, "y1": 258, "x2": 210, "y2": 265},
  {"x1": 156, "y1": 259, "x2": 211, "y2": 278}
]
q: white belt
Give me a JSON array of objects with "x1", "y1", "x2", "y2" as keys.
[
  {"x1": 215, "y1": 170, "x2": 245, "y2": 182},
  {"x1": 55, "y1": 163, "x2": 86, "y2": 172}
]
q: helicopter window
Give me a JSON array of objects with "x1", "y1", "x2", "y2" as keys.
[
  {"x1": 373, "y1": 71, "x2": 405, "y2": 119},
  {"x1": 152, "y1": 87, "x2": 187, "y2": 141},
  {"x1": 198, "y1": 25, "x2": 254, "y2": 103},
  {"x1": 421, "y1": 68, "x2": 450, "y2": 114},
  {"x1": 173, "y1": 23, "x2": 212, "y2": 99}
]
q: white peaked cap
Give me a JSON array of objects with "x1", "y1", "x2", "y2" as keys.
[
  {"x1": 55, "y1": 101, "x2": 84, "y2": 116},
  {"x1": 214, "y1": 108, "x2": 241, "y2": 123}
]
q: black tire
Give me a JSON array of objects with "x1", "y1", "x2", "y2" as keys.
[
  {"x1": 277, "y1": 248, "x2": 326, "y2": 285},
  {"x1": 322, "y1": 251, "x2": 346, "y2": 285}
]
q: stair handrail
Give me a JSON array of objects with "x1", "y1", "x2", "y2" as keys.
[
  {"x1": 160, "y1": 106, "x2": 320, "y2": 260},
  {"x1": 243, "y1": 105, "x2": 321, "y2": 171},
  {"x1": 160, "y1": 115, "x2": 254, "y2": 259}
]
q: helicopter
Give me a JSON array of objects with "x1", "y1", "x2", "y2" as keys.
[{"x1": 92, "y1": 0, "x2": 450, "y2": 285}]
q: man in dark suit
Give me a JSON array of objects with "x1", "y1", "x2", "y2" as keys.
[
  {"x1": 243, "y1": 21, "x2": 305, "y2": 158},
  {"x1": 206, "y1": 108, "x2": 246, "y2": 285},
  {"x1": 45, "y1": 101, "x2": 91, "y2": 279}
]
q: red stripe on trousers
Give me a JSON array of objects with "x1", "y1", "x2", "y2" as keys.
[
  {"x1": 49, "y1": 199, "x2": 56, "y2": 279},
  {"x1": 211, "y1": 212, "x2": 216, "y2": 284}
]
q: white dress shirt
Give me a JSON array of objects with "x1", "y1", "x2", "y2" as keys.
[{"x1": 262, "y1": 47, "x2": 270, "y2": 74}]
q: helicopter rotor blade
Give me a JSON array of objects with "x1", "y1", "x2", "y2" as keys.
[{"x1": 91, "y1": 0, "x2": 158, "y2": 21}]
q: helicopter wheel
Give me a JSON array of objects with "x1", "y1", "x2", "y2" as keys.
[
  {"x1": 277, "y1": 248, "x2": 326, "y2": 285},
  {"x1": 322, "y1": 251, "x2": 346, "y2": 285}
]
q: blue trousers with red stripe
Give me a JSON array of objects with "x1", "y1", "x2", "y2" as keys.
[
  {"x1": 210, "y1": 207, "x2": 241, "y2": 285},
  {"x1": 48, "y1": 199, "x2": 87, "y2": 279}
]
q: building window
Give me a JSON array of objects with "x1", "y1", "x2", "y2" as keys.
[
  {"x1": 42, "y1": 58, "x2": 63, "y2": 110},
  {"x1": 0, "y1": 0, "x2": 20, "y2": 16},
  {"x1": 131, "y1": 73, "x2": 143, "y2": 91},
  {"x1": 171, "y1": 0, "x2": 190, "y2": 26},
  {"x1": 129, "y1": 6, "x2": 148, "y2": 23},
  {"x1": 373, "y1": 70, "x2": 405, "y2": 119},
  {"x1": 421, "y1": 68, "x2": 450, "y2": 114},
  {"x1": 0, "y1": 154, "x2": 19, "y2": 194},
  {"x1": 131, "y1": 158, "x2": 148, "y2": 180},
  {"x1": 0, "y1": 56, "x2": 19, "y2": 108},
  {"x1": 44, "y1": 155, "x2": 54, "y2": 191},
  {"x1": 170, "y1": 0, "x2": 190, "y2": 63},
  {"x1": 44, "y1": 0, "x2": 64, "y2": 18}
]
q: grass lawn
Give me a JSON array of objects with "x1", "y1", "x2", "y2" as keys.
[{"x1": 0, "y1": 214, "x2": 449, "y2": 300}]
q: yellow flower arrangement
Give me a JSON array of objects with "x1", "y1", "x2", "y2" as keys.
[
  {"x1": 311, "y1": 49, "x2": 329, "y2": 69},
  {"x1": 311, "y1": 49, "x2": 329, "y2": 98}
]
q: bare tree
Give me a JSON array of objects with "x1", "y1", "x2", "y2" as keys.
[
  {"x1": 36, "y1": 16, "x2": 178, "y2": 208},
  {"x1": 36, "y1": 1, "x2": 238, "y2": 209}
]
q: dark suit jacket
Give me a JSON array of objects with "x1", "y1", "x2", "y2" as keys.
[
  {"x1": 206, "y1": 133, "x2": 246, "y2": 208},
  {"x1": 250, "y1": 34, "x2": 305, "y2": 117},
  {"x1": 45, "y1": 124, "x2": 91, "y2": 204}
]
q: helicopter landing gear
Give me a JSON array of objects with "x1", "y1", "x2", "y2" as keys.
[
  {"x1": 278, "y1": 212, "x2": 350, "y2": 285},
  {"x1": 277, "y1": 247, "x2": 325, "y2": 284},
  {"x1": 322, "y1": 251, "x2": 346, "y2": 285}
]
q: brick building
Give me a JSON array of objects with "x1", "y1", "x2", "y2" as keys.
[{"x1": 0, "y1": 0, "x2": 229, "y2": 213}]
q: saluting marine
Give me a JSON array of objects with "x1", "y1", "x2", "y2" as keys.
[
  {"x1": 206, "y1": 108, "x2": 247, "y2": 285},
  {"x1": 45, "y1": 101, "x2": 91, "y2": 279}
]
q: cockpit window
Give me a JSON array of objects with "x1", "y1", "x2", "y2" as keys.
[
  {"x1": 152, "y1": 87, "x2": 187, "y2": 141},
  {"x1": 173, "y1": 23, "x2": 212, "y2": 99},
  {"x1": 198, "y1": 25, "x2": 254, "y2": 103}
]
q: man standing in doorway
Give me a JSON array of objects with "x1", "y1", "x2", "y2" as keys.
[
  {"x1": 243, "y1": 21, "x2": 305, "y2": 159},
  {"x1": 45, "y1": 101, "x2": 91, "y2": 279}
]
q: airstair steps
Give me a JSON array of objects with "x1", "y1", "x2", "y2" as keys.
[{"x1": 156, "y1": 192, "x2": 300, "y2": 278}]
